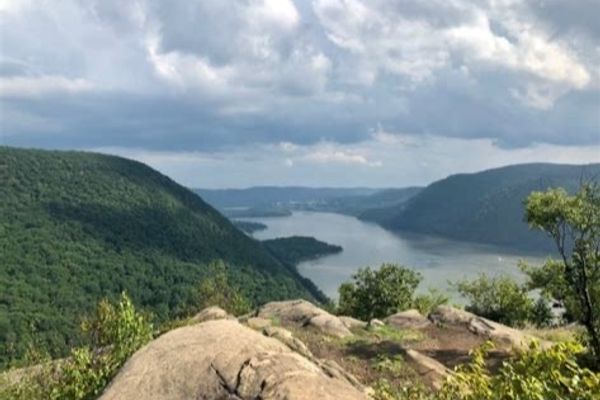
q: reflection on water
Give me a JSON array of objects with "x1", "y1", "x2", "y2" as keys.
[{"x1": 248, "y1": 211, "x2": 549, "y2": 300}]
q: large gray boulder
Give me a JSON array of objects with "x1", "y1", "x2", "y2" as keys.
[
  {"x1": 100, "y1": 319, "x2": 367, "y2": 400},
  {"x1": 257, "y1": 300, "x2": 352, "y2": 338},
  {"x1": 385, "y1": 309, "x2": 431, "y2": 329}
]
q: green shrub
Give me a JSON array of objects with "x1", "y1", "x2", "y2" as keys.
[
  {"x1": 530, "y1": 296, "x2": 553, "y2": 328},
  {"x1": 338, "y1": 264, "x2": 422, "y2": 321},
  {"x1": 412, "y1": 288, "x2": 449, "y2": 315},
  {"x1": 439, "y1": 341, "x2": 600, "y2": 400},
  {"x1": 186, "y1": 260, "x2": 252, "y2": 316},
  {"x1": 455, "y1": 274, "x2": 533, "y2": 327},
  {"x1": 1, "y1": 293, "x2": 152, "y2": 400}
]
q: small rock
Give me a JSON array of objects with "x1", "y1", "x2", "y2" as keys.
[
  {"x1": 189, "y1": 306, "x2": 232, "y2": 324},
  {"x1": 385, "y1": 309, "x2": 430, "y2": 329},
  {"x1": 369, "y1": 318, "x2": 385, "y2": 327},
  {"x1": 307, "y1": 314, "x2": 352, "y2": 338},
  {"x1": 339, "y1": 316, "x2": 368, "y2": 330},
  {"x1": 246, "y1": 317, "x2": 272, "y2": 330},
  {"x1": 403, "y1": 349, "x2": 450, "y2": 390},
  {"x1": 258, "y1": 300, "x2": 352, "y2": 338}
]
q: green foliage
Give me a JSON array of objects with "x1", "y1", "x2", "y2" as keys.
[
  {"x1": 439, "y1": 341, "x2": 600, "y2": 400},
  {"x1": 530, "y1": 296, "x2": 553, "y2": 328},
  {"x1": 525, "y1": 184, "x2": 600, "y2": 363},
  {"x1": 0, "y1": 293, "x2": 152, "y2": 400},
  {"x1": 338, "y1": 264, "x2": 422, "y2": 321},
  {"x1": 0, "y1": 147, "x2": 324, "y2": 368},
  {"x1": 412, "y1": 288, "x2": 449, "y2": 315},
  {"x1": 372, "y1": 378, "x2": 432, "y2": 400},
  {"x1": 263, "y1": 236, "x2": 343, "y2": 265},
  {"x1": 455, "y1": 274, "x2": 533, "y2": 327},
  {"x1": 185, "y1": 260, "x2": 252, "y2": 316}
]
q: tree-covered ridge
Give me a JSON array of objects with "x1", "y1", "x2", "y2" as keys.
[
  {"x1": 232, "y1": 220, "x2": 268, "y2": 234},
  {"x1": 0, "y1": 147, "x2": 325, "y2": 369},
  {"x1": 364, "y1": 163, "x2": 600, "y2": 251},
  {"x1": 263, "y1": 236, "x2": 343, "y2": 265}
]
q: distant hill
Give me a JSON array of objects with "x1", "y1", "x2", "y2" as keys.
[
  {"x1": 362, "y1": 163, "x2": 600, "y2": 251},
  {"x1": 195, "y1": 186, "x2": 421, "y2": 217},
  {"x1": 0, "y1": 147, "x2": 325, "y2": 368},
  {"x1": 310, "y1": 187, "x2": 422, "y2": 217},
  {"x1": 194, "y1": 187, "x2": 381, "y2": 209}
]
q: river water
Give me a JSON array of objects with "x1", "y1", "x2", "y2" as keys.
[{"x1": 248, "y1": 211, "x2": 548, "y2": 300}]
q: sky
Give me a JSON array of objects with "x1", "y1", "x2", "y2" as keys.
[{"x1": 1, "y1": 0, "x2": 599, "y2": 188}]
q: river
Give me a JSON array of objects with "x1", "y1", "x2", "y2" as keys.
[{"x1": 247, "y1": 211, "x2": 548, "y2": 300}]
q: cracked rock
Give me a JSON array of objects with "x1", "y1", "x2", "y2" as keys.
[{"x1": 100, "y1": 319, "x2": 367, "y2": 400}]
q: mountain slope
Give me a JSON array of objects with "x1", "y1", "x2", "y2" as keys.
[
  {"x1": 0, "y1": 147, "x2": 324, "y2": 367},
  {"x1": 363, "y1": 163, "x2": 600, "y2": 251}
]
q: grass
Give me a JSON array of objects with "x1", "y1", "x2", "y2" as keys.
[{"x1": 524, "y1": 325, "x2": 583, "y2": 343}]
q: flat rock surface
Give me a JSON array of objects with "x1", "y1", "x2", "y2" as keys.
[
  {"x1": 100, "y1": 319, "x2": 367, "y2": 400},
  {"x1": 428, "y1": 305, "x2": 544, "y2": 349}
]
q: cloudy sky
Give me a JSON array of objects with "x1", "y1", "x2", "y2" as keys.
[{"x1": 1, "y1": 0, "x2": 599, "y2": 188}]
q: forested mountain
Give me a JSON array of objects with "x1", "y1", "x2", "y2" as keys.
[
  {"x1": 0, "y1": 147, "x2": 325, "y2": 368},
  {"x1": 363, "y1": 163, "x2": 600, "y2": 251}
]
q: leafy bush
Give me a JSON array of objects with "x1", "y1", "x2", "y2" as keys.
[
  {"x1": 455, "y1": 274, "x2": 533, "y2": 327},
  {"x1": 525, "y1": 184, "x2": 600, "y2": 363},
  {"x1": 530, "y1": 296, "x2": 553, "y2": 328},
  {"x1": 0, "y1": 293, "x2": 152, "y2": 400},
  {"x1": 412, "y1": 288, "x2": 449, "y2": 315},
  {"x1": 186, "y1": 260, "x2": 252, "y2": 316},
  {"x1": 338, "y1": 264, "x2": 422, "y2": 321},
  {"x1": 439, "y1": 341, "x2": 600, "y2": 400}
]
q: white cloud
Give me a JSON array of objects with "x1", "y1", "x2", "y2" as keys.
[
  {"x1": 313, "y1": 0, "x2": 592, "y2": 106},
  {"x1": 0, "y1": 75, "x2": 95, "y2": 98},
  {"x1": 304, "y1": 148, "x2": 382, "y2": 167}
]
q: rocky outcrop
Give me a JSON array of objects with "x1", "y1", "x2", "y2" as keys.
[
  {"x1": 429, "y1": 305, "x2": 543, "y2": 349},
  {"x1": 100, "y1": 319, "x2": 367, "y2": 400},
  {"x1": 189, "y1": 306, "x2": 233, "y2": 324},
  {"x1": 257, "y1": 300, "x2": 352, "y2": 338},
  {"x1": 386, "y1": 309, "x2": 431, "y2": 329}
]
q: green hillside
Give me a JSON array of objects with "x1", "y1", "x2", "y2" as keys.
[
  {"x1": 0, "y1": 147, "x2": 325, "y2": 368},
  {"x1": 363, "y1": 163, "x2": 600, "y2": 251}
]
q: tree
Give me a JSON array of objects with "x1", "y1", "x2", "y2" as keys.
[
  {"x1": 455, "y1": 274, "x2": 533, "y2": 327},
  {"x1": 337, "y1": 263, "x2": 422, "y2": 321},
  {"x1": 188, "y1": 260, "x2": 252, "y2": 316},
  {"x1": 525, "y1": 184, "x2": 600, "y2": 362}
]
